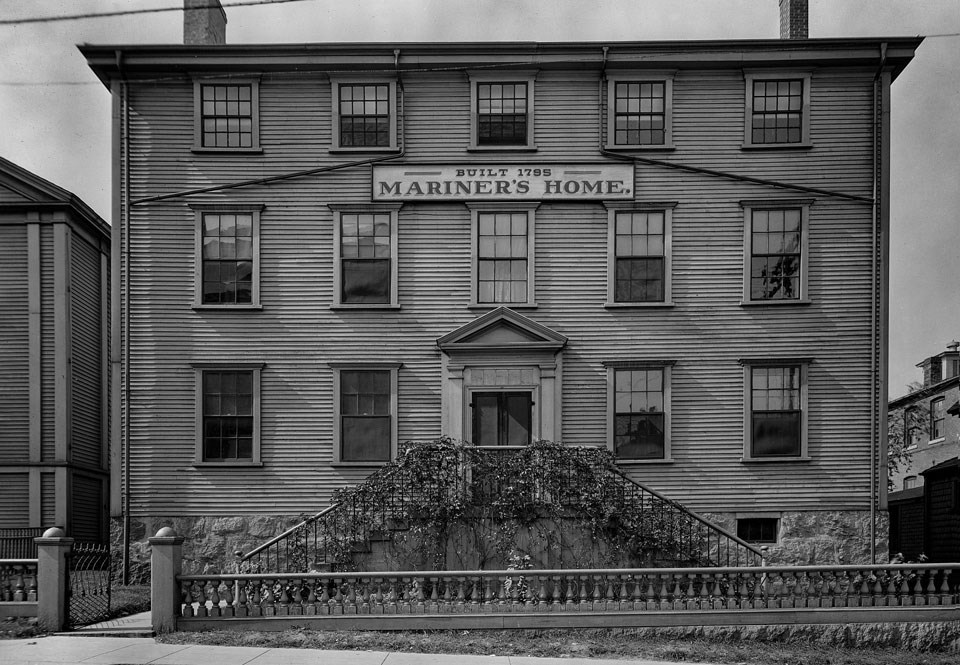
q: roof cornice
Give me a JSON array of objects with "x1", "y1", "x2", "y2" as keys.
[{"x1": 80, "y1": 37, "x2": 922, "y2": 88}]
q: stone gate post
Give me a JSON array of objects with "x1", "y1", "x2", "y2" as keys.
[
  {"x1": 35, "y1": 527, "x2": 73, "y2": 632},
  {"x1": 150, "y1": 527, "x2": 184, "y2": 634}
]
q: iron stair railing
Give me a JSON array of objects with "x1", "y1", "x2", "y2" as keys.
[{"x1": 238, "y1": 441, "x2": 763, "y2": 573}]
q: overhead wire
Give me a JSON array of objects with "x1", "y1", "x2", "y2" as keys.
[{"x1": 0, "y1": 0, "x2": 314, "y2": 25}]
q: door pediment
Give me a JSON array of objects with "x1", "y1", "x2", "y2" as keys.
[{"x1": 437, "y1": 307, "x2": 566, "y2": 353}]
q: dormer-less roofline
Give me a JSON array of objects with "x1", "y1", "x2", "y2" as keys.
[{"x1": 80, "y1": 37, "x2": 922, "y2": 89}]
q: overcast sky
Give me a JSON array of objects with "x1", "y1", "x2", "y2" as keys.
[{"x1": 1, "y1": 0, "x2": 957, "y2": 397}]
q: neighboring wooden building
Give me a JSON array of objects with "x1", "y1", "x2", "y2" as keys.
[
  {"x1": 888, "y1": 342, "x2": 960, "y2": 492},
  {"x1": 0, "y1": 156, "x2": 110, "y2": 543},
  {"x1": 82, "y1": 1, "x2": 920, "y2": 563},
  {"x1": 888, "y1": 458, "x2": 960, "y2": 563}
]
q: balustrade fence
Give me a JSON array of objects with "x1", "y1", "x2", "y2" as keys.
[
  {"x1": 0, "y1": 559, "x2": 38, "y2": 606},
  {"x1": 168, "y1": 563, "x2": 960, "y2": 631}
]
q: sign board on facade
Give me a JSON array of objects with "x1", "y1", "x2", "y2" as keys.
[{"x1": 372, "y1": 163, "x2": 635, "y2": 201}]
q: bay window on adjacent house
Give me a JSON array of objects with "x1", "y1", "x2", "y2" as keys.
[
  {"x1": 332, "y1": 364, "x2": 399, "y2": 464},
  {"x1": 330, "y1": 204, "x2": 400, "y2": 308},
  {"x1": 605, "y1": 362, "x2": 672, "y2": 462},
  {"x1": 742, "y1": 200, "x2": 810, "y2": 304},
  {"x1": 743, "y1": 72, "x2": 811, "y2": 148},
  {"x1": 469, "y1": 202, "x2": 537, "y2": 307},
  {"x1": 193, "y1": 79, "x2": 260, "y2": 151},
  {"x1": 191, "y1": 204, "x2": 262, "y2": 308},
  {"x1": 468, "y1": 72, "x2": 536, "y2": 150},
  {"x1": 743, "y1": 361, "x2": 809, "y2": 460},
  {"x1": 194, "y1": 364, "x2": 262, "y2": 465}
]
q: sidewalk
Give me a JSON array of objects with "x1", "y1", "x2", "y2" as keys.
[
  {"x1": 0, "y1": 634, "x2": 711, "y2": 665},
  {"x1": 2, "y1": 611, "x2": 722, "y2": 665}
]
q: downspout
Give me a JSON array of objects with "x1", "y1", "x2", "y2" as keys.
[{"x1": 870, "y1": 42, "x2": 888, "y2": 563}]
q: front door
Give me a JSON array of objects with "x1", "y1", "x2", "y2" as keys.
[{"x1": 471, "y1": 391, "x2": 532, "y2": 446}]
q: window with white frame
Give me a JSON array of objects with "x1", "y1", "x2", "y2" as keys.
[
  {"x1": 605, "y1": 362, "x2": 672, "y2": 461},
  {"x1": 469, "y1": 202, "x2": 537, "y2": 306},
  {"x1": 191, "y1": 204, "x2": 262, "y2": 308},
  {"x1": 743, "y1": 72, "x2": 811, "y2": 148},
  {"x1": 931, "y1": 397, "x2": 945, "y2": 441},
  {"x1": 742, "y1": 200, "x2": 810, "y2": 304},
  {"x1": 606, "y1": 74, "x2": 674, "y2": 149},
  {"x1": 332, "y1": 364, "x2": 399, "y2": 464},
  {"x1": 468, "y1": 73, "x2": 536, "y2": 150},
  {"x1": 743, "y1": 362, "x2": 808, "y2": 459},
  {"x1": 330, "y1": 78, "x2": 398, "y2": 151},
  {"x1": 193, "y1": 79, "x2": 260, "y2": 151},
  {"x1": 330, "y1": 204, "x2": 400, "y2": 308},
  {"x1": 606, "y1": 204, "x2": 674, "y2": 305},
  {"x1": 194, "y1": 364, "x2": 261, "y2": 465}
]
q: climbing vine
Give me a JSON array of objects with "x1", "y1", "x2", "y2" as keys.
[{"x1": 306, "y1": 438, "x2": 746, "y2": 572}]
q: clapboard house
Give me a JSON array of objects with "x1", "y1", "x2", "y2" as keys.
[
  {"x1": 0, "y1": 156, "x2": 110, "y2": 545},
  {"x1": 82, "y1": 0, "x2": 920, "y2": 564}
]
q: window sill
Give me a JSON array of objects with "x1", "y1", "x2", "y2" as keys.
[
  {"x1": 616, "y1": 457, "x2": 674, "y2": 465},
  {"x1": 193, "y1": 304, "x2": 263, "y2": 311},
  {"x1": 741, "y1": 456, "x2": 811, "y2": 463},
  {"x1": 605, "y1": 301, "x2": 675, "y2": 309},
  {"x1": 928, "y1": 438, "x2": 946, "y2": 445},
  {"x1": 191, "y1": 147, "x2": 263, "y2": 155},
  {"x1": 604, "y1": 144, "x2": 676, "y2": 152},
  {"x1": 193, "y1": 462, "x2": 263, "y2": 468},
  {"x1": 329, "y1": 147, "x2": 401, "y2": 155},
  {"x1": 330, "y1": 304, "x2": 401, "y2": 311},
  {"x1": 330, "y1": 461, "x2": 390, "y2": 468},
  {"x1": 468, "y1": 303, "x2": 538, "y2": 310},
  {"x1": 740, "y1": 142, "x2": 812, "y2": 151},
  {"x1": 740, "y1": 299, "x2": 811, "y2": 307},
  {"x1": 467, "y1": 145, "x2": 538, "y2": 152}
]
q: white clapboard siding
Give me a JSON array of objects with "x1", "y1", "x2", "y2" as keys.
[
  {"x1": 0, "y1": 473, "x2": 30, "y2": 528},
  {"x1": 70, "y1": 232, "x2": 104, "y2": 470},
  {"x1": 0, "y1": 224, "x2": 30, "y2": 460},
  {"x1": 123, "y1": 66, "x2": 881, "y2": 515},
  {"x1": 40, "y1": 224, "x2": 56, "y2": 462}
]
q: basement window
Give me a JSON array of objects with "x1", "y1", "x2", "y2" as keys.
[{"x1": 737, "y1": 517, "x2": 779, "y2": 544}]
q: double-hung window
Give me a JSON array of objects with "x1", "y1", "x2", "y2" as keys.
[
  {"x1": 194, "y1": 364, "x2": 262, "y2": 465},
  {"x1": 931, "y1": 397, "x2": 945, "y2": 441},
  {"x1": 743, "y1": 72, "x2": 811, "y2": 148},
  {"x1": 742, "y1": 200, "x2": 810, "y2": 304},
  {"x1": 193, "y1": 79, "x2": 260, "y2": 152},
  {"x1": 743, "y1": 361, "x2": 809, "y2": 460},
  {"x1": 605, "y1": 362, "x2": 672, "y2": 462},
  {"x1": 605, "y1": 73, "x2": 674, "y2": 149},
  {"x1": 330, "y1": 78, "x2": 398, "y2": 151},
  {"x1": 331, "y1": 364, "x2": 399, "y2": 464},
  {"x1": 330, "y1": 204, "x2": 400, "y2": 308},
  {"x1": 469, "y1": 202, "x2": 537, "y2": 307},
  {"x1": 606, "y1": 203, "x2": 674, "y2": 306},
  {"x1": 192, "y1": 204, "x2": 262, "y2": 308},
  {"x1": 468, "y1": 73, "x2": 536, "y2": 150}
]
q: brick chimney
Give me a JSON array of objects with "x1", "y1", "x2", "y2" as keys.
[
  {"x1": 779, "y1": 0, "x2": 808, "y2": 39},
  {"x1": 184, "y1": 0, "x2": 227, "y2": 45}
]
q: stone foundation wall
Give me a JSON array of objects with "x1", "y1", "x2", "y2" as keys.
[
  {"x1": 703, "y1": 510, "x2": 890, "y2": 565},
  {"x1": 116, "y1": 509, "x2": 890, "y2": 575}
]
